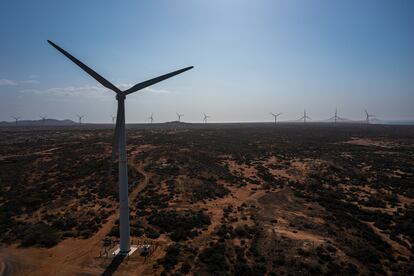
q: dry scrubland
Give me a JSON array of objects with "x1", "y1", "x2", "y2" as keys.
[{"x1": 0, "y1": 123, "x2": 413, "y2": 275}]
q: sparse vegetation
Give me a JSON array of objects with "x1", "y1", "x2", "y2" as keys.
[{"x1": 0, "y1": 124, "x2": 413, "y2": 275}]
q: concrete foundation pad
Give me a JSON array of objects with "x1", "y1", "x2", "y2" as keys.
[{"x1": 111, "y1": 245, "x2": 138, "y2": 256}]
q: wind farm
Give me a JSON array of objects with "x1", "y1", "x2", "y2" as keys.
[{"x1": 0, "y1": 1, "x2": 413, "y2": 276}]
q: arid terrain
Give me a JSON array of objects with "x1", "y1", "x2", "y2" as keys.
[{"x1": 0, "y1": 123, "x2": 413, "y2": 275}]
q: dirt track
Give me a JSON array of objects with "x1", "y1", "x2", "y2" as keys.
[{"x1": 1, "y1": 160, "x2": 153, "y2": 276}]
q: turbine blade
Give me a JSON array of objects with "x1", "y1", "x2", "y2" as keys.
[
  {"x1": 47, "y1": 40, "x2": 121, "y2": 93},
  {"x1": 124, "y1": 66, "x2": 194, "y2": 95}
]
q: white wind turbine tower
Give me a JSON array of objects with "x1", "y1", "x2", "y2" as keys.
[
  {"x1": 176, "y1": 113, "x2": 184, "y2": 122},
  {"x1": 298, "y1": 109, "x2": 311, "y2": 123},
  {"x1": 77, "y1": 114, "x2": 85, "y2": 125},
  {"x1": 147, "y1": 113, "x2": 154, "y2": 124},
  {"x1": 270, "y1": 112, "x2": 282, "y2": 124},
  {"x1": 11, "y1": 116, "x2": 21, "y2": 126},
  {"x1": 365, "y1": 109, "x2": 375, "y2": 124},
  {"x1": 203, "y1": 112, "x2": 210, "y2": 124},
  {"x1": 48, "y1": 40, "x2": 193, "y2": 255}
]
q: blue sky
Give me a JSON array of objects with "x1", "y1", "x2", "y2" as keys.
[{"x1": 0, "y1": 0, "x2": 413, "y2": 123}]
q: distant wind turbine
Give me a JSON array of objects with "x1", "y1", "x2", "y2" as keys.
[
  {"x1": 40, "y1": 116, "x2": 47, "y2": 125},
  {"x1": 147, "y1": 113, "x2": 154, "y2": 124},
  {"x1": 203, "y1": 112, "x2": 210, "y2": 124},
  {"x1": 176, "y1": 113, "x2": 184, "y2": 122},
  {"x1": 111, "y1": 115, "x2": 116, "y2": 124},
  {"x1": 270, "y1": 112, "x2": 282, "y2": 124},
  {"x1": 298, "y1": 109, "x2": 311, "y2": 123},
  {"x1": 48, "y1": 39, "x2": 193, "y2": 255},
  {"x1": 328, "y1": 108, "x2": 345, "y2": 124},
  {"x1": 365, "y1": 109, "x2": 375, "y2": 124},
  {"x1": 11, "y1": 116, "x2": 21, "y2": 126},
  {"x1": 76, "y1": 114, "x2": 85, "y2": 125}
]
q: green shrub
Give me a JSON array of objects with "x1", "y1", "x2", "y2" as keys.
[
  {"x1": 20, "y1": 223, "x2": 60, "y2": 247},
  {"x1": 145, "y1": 227, "x2": 160, "y2": 239},
  {"x1": 198, "y1": 243, "x2": 229, "y2": 273}
]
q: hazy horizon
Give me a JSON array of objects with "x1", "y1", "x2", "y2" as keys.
[{"x1": 1, "y1": 0, "x2": 413, "y2": 123}]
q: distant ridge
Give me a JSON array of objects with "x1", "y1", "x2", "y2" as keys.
[
  {"x1": 0, "y1": 119, "x2": 77, "y2": 126},
  {"x1": 165, "y1": 120, "x2": 187, "y2": 124}
]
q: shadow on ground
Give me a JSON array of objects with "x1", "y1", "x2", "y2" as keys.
[{"x1": 101, "y1": 255, "x2": 125, "y2": 276}]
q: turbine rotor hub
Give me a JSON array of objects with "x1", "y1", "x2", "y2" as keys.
[{"x1": 116, "y1": 93, "x2": 126, "y2": 101}]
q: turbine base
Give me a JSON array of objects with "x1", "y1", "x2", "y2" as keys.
[{"x1": 111, "y1": 245, "x2": 138, "y2": 256}]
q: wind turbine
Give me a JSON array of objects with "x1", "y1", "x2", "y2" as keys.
[
  {"x1": 176, "y1": 113, "x2": 184, "y2": 122},
  {"x1": 11, "y1": 116, "x2": 21, "y2": 126},
  {"x1": 48, "y1": 39, "x2": 193, "y2": 255},
  {"x1": 111, "y1": 115, "x2": 116, "y2": 124},
  {"x1": 365, "y1": 109, "x2": 375, "y2": 124},
  {"x1": 328, "y1": 108, "x2": 345, "y2": 124},
  {"x1": 203, "y1": 112, "x2": 210, "y2": 124},
  {"x1": 76, "y1": 114, "x2": 85, "y2": 125},
  {"x1": 147, "y1": 113, "x2": 154, "y2": 124},
  {"x1": 298, "y1": 109, "x2": 311, "y2": 123},
  {"x1": 270, "y1": 112, "x2": 282, "y2": 124},
  {"x1": 40, "y1": 116, "x2": 47, "y2": 125}
]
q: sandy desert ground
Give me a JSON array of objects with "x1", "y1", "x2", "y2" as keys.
[{"x1": 0, "y1": 123, "x2": 413, "y2": 275}]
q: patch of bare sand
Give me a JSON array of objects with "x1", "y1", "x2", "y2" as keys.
[
  {"x1": 365, "y1": 222, "x2": 411, "y2": 258},
  {"x1": 0, "y1": 250, "x2": 29, "y2": 276},
  {"x1": 264, "y1": 156, "x2": 328, "y2": 183},
  {"x1": 358, "y1": 204, "x2": 398, "y2": 215},
  {"x1": 274, "y1": 228, "x2": 326, "y2": 244},
  {"x1": 225, "y1": 160, "x2": 258, "y2": 180},
  {"x1": 0, "y1": 147, "x2": 61, "y2": 161},
  {"x1": 197, "y1": 182, "x2": 266, "y2": 234},
  {"x1": 398, "y1": 194, "x2": 414, "y2": 206},
  {"x1": 129, "y1": 144, "x2": 156, "y2": 156},
  {"x1": 343, "y1": 137, "x2": 398, "y2": 148}
]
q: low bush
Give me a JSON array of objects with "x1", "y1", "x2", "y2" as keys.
[{"x1": 20, "y1": 223, "x2": 60, "y2": 248}]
